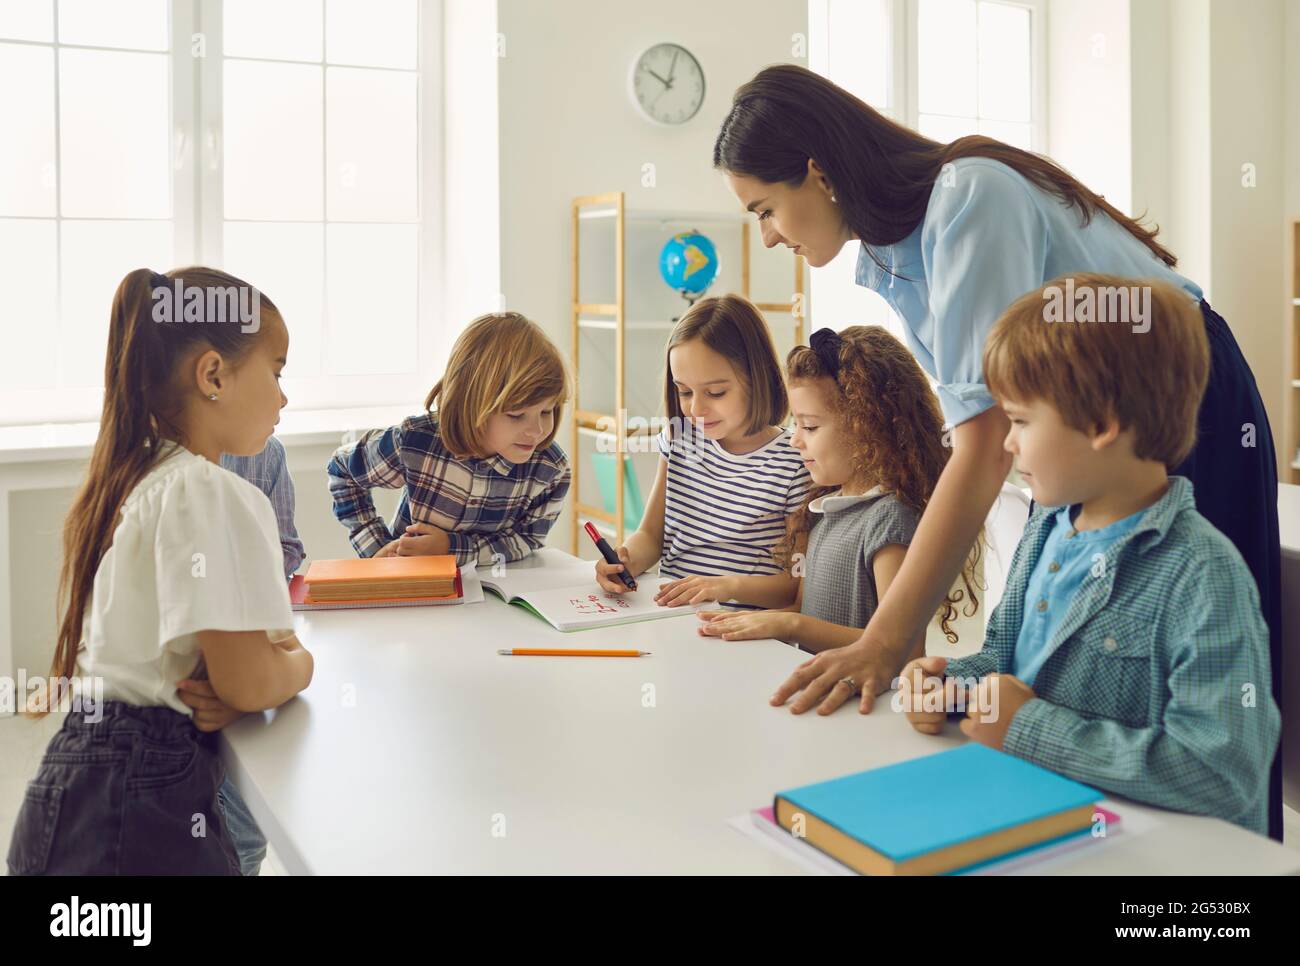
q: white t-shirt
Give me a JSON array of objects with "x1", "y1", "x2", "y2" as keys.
[{"x1": 76, "y1": 440, "x2": 294, "y2": 715}]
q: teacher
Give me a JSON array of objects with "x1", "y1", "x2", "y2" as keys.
[{"x1": 713, "y1": 65, "x2": 1281, "y2": 837}]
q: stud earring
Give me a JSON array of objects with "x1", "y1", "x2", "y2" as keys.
[{"x1": 207, "y1": 393, "x2": 218, "y2": 401}]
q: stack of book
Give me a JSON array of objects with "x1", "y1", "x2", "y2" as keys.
[
  {"x1": 290, "y1": 556, "x2": 462, "y2": 611},
  {"x1": 772, "y1": 744, "x2": 1103, "y2": 875}
]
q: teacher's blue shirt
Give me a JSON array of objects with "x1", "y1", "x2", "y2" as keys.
[{"x1": 855, "y1": 157, "x2": 1203, "y2": 427}]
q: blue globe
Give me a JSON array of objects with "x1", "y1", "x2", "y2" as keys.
[{"x1": 659, "y1": 231, "x2": 719, "y2": 298}]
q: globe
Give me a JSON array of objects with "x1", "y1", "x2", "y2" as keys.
[{"x1": 659, "y1": 231, "x2": 719, "y2": 302}]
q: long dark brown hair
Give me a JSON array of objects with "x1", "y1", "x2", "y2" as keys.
[
  {"x1": 775, "y1": 326, "x2": 981, "y2": 643},
  {"x1": 713, "y1": 64, "x2": 1175, "y2": 272},
  {"x1": 34, "y1": 267, "x2": 278, "y2": 715}
]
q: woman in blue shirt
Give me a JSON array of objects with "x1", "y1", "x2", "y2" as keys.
[{"x1": 715, "y1": 65, "x2": 1281, "y2": 839}]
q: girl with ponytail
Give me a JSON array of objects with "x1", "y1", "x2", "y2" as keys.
[{"x1": 7, "y1": 267, "x2": 313, "y2": 875}]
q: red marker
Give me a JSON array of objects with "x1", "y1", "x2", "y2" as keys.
[{"x1": 584, "y1": 521, "x2": 637, "y2": 591}]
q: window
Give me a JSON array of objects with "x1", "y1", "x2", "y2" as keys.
[
  {"x1": 913, "y1": 0, "x2": 1044, "y2": 150},
  {"x1": 0, "y1": 0, "x2": 441, "y2": 426},
  {"x1": 0, "y1": 0, "x2": 173, "y2": 424},
  {"x1": 806, "y1": 0, "x2": 1045, "y2": 342}
]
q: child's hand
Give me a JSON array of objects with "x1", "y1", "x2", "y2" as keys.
[
  {"x1": 696, "y1": 609, "x2": 793, "y2": 641},
  {"x1": 656, "y1": 575, "x2": 735, "y2": 607},
  {"x1": 397, "y1": 522, "x2": 451, "y2": 556},
  {"x1": 176, "y1": 678, "x2": 244, "y2": 733},
  {"x1": 959, "y1": 673, "x2": 1036, "y2": 750},
  {"x1": 594, "y1": 546, "x2": 636, "y2": 593},
  {"x1": 374, "y1": 540, "x2": 401, "y2": 558},
  {"x1": 897, "y1": 656, "x2": 951, "y2": 735}
]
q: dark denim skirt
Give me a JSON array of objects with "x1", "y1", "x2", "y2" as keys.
[{"x1": 6, "y1": 700, "x2": 240, "y2": 875}]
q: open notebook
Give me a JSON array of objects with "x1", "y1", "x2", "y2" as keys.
[{"x1": 480, "y1": 548, "x2": 697, "y2": 632}]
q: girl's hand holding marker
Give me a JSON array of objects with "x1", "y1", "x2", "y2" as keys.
[{"x1": 586, "y1": 522, "x2": 638, "y2": 592}]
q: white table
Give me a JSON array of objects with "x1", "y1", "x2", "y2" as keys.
[{"x1": 222, "y1": 556, "x2": 1300, "y2": 875}]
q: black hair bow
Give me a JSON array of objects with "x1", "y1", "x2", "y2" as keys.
[{"x1": 809, "y1": 327, "x2": 843, "y2": 376}]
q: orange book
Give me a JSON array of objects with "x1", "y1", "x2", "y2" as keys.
[{"x1": 302, "y1": 555, "x2": 459, "y2": 603}]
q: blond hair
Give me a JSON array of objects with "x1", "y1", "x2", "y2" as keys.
[
  {"x1": 425, "y1": 312, "x2": 569, "y2": 458},
  {"x1": 984, "y1": 273, "x2": 1208, "y2": 467}
]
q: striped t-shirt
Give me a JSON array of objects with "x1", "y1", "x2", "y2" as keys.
[{"x1": 655, "y1": 420, "x2": 811, "y2": 578}]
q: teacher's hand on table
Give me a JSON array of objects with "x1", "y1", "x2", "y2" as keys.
[{"x1": 769, "y1": 635, "x2": 901, "y2": 715}]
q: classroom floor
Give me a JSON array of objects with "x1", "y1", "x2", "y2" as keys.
[{"x1": 2, "y1": 711, "x2": 1298, "y2": 874}]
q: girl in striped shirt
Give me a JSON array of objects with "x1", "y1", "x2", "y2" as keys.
[{"x1": 594, "y1": 295, "x2": 811, "y2": 606}]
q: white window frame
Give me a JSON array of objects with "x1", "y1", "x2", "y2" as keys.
[
  {"x1": 1, "y1": 0, "x2": 444, "y2": 427},
  {"x1": 0, "y1": 1, "x2": 178, "y2": 425},
  {"x1": 903, "y1": 0, "x2": 1048, "y2": 152},
  {"x1": 191, "y1": 0, "x2": 443, "y2": 414}
]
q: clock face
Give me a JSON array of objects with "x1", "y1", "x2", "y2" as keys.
[{"x1": 630, "y1": 43, "x2": 705, "y2": 125}]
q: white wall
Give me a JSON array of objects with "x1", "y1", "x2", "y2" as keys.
[
  {"x1": 1047, "y1": 0, "x2": 1132, "y2": 215},
  {"x1": 1129, "y1": 0, "x2": 1288, "y2": 455},
  {"x1": 442, "y1": 0, "x2": 503, "y2": 355},
  {"x1": 1286, "y1": 0, "x2": 1300, "y2": 473},
  {"x1": 1207, "y1": 0, "x2": 1286, "y2": 448}
]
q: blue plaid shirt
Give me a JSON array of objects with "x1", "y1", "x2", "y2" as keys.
[
  {"x1": 221, "y1": 436, "x2": 304, "y2": 579},
  {"x1": 327, "y1": 412, "x2": 571, "y2": 566},
  {"x1": 945, "y1": 476, "x2": 1279, "y2": 834}
]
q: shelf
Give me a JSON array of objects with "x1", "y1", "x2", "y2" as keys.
[
  {"x1": 576, "y1": 426, "x2": 658, "y2": 444},
  {"x1": 577, "y1": 207, "x2": 748, "y2": 224},
  {"x1": 574, "y1": 409, "x2": 655, "y2": 435},
  {"x1": 574, "y1": 501, "x2": 619, "y2": 526},
  {"x1": 578, "y1": 318, "x2": 676, "y2": 331},
  {"x1": 578, "y1": 315, "x2": 799, "y2": 331}
]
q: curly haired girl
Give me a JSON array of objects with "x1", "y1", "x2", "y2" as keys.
[{"x1": 698, "y1": 325, "x2": 980, "y2": 656}]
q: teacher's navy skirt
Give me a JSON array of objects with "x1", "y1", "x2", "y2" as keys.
[{"x1": 1173, "y1": 299, "x2": 1283, "y2": 841}]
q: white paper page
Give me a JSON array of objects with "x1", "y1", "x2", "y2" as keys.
[
  {"x1": 518, "y1": 579, "x2": 699, "y2": 631},
  {"x1": 457, "y1": 562, "x2": 486, "y2": 605}
]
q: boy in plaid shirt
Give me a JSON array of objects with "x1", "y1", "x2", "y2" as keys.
[
  {"x1": 328, "y1": 312, "x2": 571, "y2": 567},
  {"x1": 899, "y1": 274, "x2": 1279, "y2": 834}
]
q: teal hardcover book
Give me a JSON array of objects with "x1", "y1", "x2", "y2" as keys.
[{"x1": 773, "y1": 744, "x2": 1102, "y2": 875}]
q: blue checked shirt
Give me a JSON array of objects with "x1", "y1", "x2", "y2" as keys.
[
  {"x1": 327, "y1": 412, "x2": 571, "y2": 566},
  {"x1": 220, "y1": 436, "x2": 305, "y2": 579},
  {"x1": 944, "y1": 476, "x2": 1279, "y2": 834}
]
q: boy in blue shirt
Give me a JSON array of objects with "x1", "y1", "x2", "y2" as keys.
[{"x1": 900, "y1": 274, "x2": 1279, "y2": 834}]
